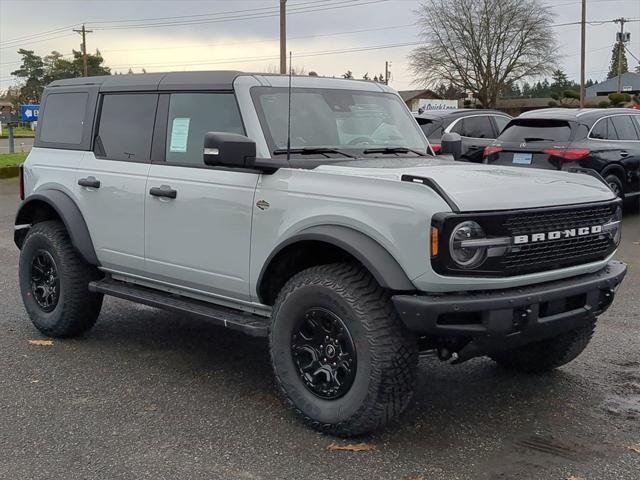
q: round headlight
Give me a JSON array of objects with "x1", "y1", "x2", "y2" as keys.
[{"x1": 449, "y1": 221, "x2": 487, "y2": 269}]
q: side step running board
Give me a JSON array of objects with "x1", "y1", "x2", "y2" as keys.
[{"x1": 89, "y1": 278, "x2": 270, "y2": 337}]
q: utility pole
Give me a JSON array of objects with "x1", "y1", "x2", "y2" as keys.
[
  {"x1": 73, "y1": 24, "x2": 93, "y2": 77},
  {"x1": 384, "y1": 61, "x2": 390, "y2": 85},
  {"x1": 280, "y1": 1, "x2": 287, "y2": 74},
  {"x1": 579, "y1": 0, "x2": 586, "y2": 108},
  {"x1": 614, "y1": 17, "x2": 627, "y2": 93}
]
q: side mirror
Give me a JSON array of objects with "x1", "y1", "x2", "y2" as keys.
[
  {"x1": 203, "y1": 132, "x2": 256, "y2": 167},
  {"x1": 440, "y1": 132, "x2": 462, "y2": 160}
]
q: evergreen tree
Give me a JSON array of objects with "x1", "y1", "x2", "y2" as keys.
[
  {"x1": 10, "y1": 49, "x2": 45, "y2": 102},
  {"x1": 607, "y1": 42, "x2": 629, "y2": 79}
]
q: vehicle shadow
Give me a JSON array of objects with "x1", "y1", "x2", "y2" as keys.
[{"x1": 88, "y1": 296, "x2": 601, "y2": 444}]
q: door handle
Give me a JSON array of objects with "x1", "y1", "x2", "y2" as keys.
[
  {"x1": 149, "y1": 185, "x2": 177, "y2": 199},
  {"x1": 78, "y1": 176, "x2": 101, "y2": 188}
]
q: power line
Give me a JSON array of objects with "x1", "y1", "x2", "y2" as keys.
[
  {"x1": 0, "y1": 23, "x2": 417, "y2": 67},
  {"x1": 89, "y1": 0, "x2": 389, "y2": 31},
  {"x1": 0, "y1": 23, "x2": 81, "y2": 46},
  {"x1": 107, "y1": 41, "x2": 422, "y2": 70},
  {"x1": 625, "y1": 45, "x2": 639, "y2": 63},
  {"x1": 0, "y1": 33, "x2": 77, "y2": 51},
  {"x1": 85, "y1": 0, "x2": 389, "y2": 31},
  {"x1": 0, "y1": 0, "x2": 385, "y2": 49},
  {"x1": 89, "y1": 0, "x2": 329, "y2": 25}
]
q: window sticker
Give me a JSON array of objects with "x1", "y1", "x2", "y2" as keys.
[{"x1": 169, "y1": 117, "x2": 190, "y2": 152}]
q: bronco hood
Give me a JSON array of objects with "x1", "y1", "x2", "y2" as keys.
[{"x1": 314, "y1": 158, "x2": 615, "y2": 211}]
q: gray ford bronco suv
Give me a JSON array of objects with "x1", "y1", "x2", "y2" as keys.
[{"x1": 15, "y1": 71, "x2": 627, "y2": 436}]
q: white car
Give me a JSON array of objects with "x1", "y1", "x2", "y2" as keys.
[{"x1": 14, "y1": 71, "x2": 626, "y2": 435}]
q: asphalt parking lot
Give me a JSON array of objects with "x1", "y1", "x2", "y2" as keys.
[{"x1": 0, "y1": 176, "x2": 638, "y2": 480}]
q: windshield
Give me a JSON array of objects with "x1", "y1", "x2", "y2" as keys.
[{"x1": 251, "y1": 87, "x2": 429, "y2": 156}]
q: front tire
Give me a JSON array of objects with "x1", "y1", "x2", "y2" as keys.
[
  {"x1": 19, "y1": 221, "x2": 103, "y2": 338},
  {"x1": 269, "y1": 263, "x2": 418, "y2": 436},
  {"x1": 490, "y1": 319, "x2": 596, "y2": 373}
]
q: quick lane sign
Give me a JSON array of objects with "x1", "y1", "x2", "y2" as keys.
[{"x1": 20, "y1": 104, "x2": 40, "y2": 122}]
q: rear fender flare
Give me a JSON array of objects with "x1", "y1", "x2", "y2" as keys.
[{"x1": 15, "y1": 190, "x2": 99, "y2": 266}]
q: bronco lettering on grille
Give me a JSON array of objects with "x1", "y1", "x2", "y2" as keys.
[{"x1": 513, "y1": 225, "x2": 603, "y2": 245}]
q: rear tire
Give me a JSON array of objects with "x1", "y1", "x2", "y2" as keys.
[
  {"x1": 490, "y1": 320, "x2": 596, "y2": 373},
  {"x1": 269, "y1": 263, "x2": 418, "y2": 436},
  {"x1": 604, "y1": 174, "x2": 623, "y2": 200},
  {"x1": 19, "y1": 221, "x2": 103, "y2": 338}
]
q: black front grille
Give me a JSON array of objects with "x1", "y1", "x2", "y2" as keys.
[
  {"x1": 503, "y1": 205, "x2": 614, "y2": 235},
  {"x1": 432, "y1": 200, "x2": 620, "y2": 277},
  {"x1": 500, "y1": 202, "x2": 617, "y2": 274}
]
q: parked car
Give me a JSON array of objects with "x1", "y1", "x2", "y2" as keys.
[
  {"x1": 15, "y1": 73, "x2": 626, "y2": 436},
  {"x1": 483, "y1": 108, "x2": 640, "y2": 206},
  {"x1": 414, "y1": 109, "x2": 512, "y2": 161}
]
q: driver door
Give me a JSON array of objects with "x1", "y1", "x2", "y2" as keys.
[{"x1": 144, "y1": 92, "x2": 259, "y2": 302}]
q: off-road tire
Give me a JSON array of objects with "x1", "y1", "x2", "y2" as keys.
[
  {"x1": 19, "y1": 221, "x2": 103, "y2": 338},
  {"x1": 490, "y1": 319, "x2": 596, "y2": 373},
  {"x1": 269, "y1": 263, "x2": 418, "y2": 436}
]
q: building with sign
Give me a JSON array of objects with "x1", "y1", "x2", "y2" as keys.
[
  {"x1": 585, "y1": 72, "x2": 640, "y2": 98},
  {"x1": 398, "y1": 89, "x2": 443, "y2": 111}
]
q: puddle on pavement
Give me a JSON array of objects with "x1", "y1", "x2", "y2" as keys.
[{"x1": 601, "y1": 360, "x2": 640, "y2": 420}]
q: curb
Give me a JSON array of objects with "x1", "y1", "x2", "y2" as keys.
[{"x1": 0, "y1": 166, "x2": 20, "y2": 179}]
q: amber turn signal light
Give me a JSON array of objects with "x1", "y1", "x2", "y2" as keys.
[{"x1": 431, "y1": 227, "x2": 439, "y2": 257}]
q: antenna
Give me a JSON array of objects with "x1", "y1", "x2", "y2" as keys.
[{"x1": 286, "y1": 51, "x2": 292, "y2": 163}]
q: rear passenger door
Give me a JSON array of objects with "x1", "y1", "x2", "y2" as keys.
[
  {"x1": 144, "y1": 92, "x2": 259, "y2": 302},
  {"x1": 450, "y1": 115, "x2": 497, "y2": 162},
  {"x1": 75, "y1": 93, "x2": 157, "y2": 274},
  {"x1": 609, "y1": 115, "x2": 640, "y2": 194}
]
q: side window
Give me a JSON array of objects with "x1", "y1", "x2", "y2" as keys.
[
  {"x1": 493, "y1": 116, "x2": 510, "y2": 134},
  {"x1": 610, "y1": 115, "x2": 640, "y2": 140},
  {"x1": 590, "y1": 119, "x2": 607, "y2": 139},
  {"x1": 165, "y1": 93, "x2": 245, "y2": 166},
  {"x1": 449, "y1": 119, "x2": 463, "y2": 135},
  {"x1": 460, "y1": 116, "x2": 495, "y2": 138},
  {"x1": 39, "y1": 92, "x2": 88, "y2": 145},
  {"x1": 96, "y1": 93, "x2": 157, "y2": 162},
  {"x1": 606, "y1": 118, "x2": 619, "y2": 140},
  {"x1": 631, "y1": 115, "x2": 640, "y2": 136}
]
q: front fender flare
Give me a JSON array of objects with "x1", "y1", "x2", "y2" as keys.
[
  {"x1": 258, "y1": 225, "x2": 415, "y2": 296},
  {"x1": 15, "y1": 190, "x2": 99, "y2": 266}
]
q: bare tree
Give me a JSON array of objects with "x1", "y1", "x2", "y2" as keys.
[{"x1": 409, "y1": 0, "x2": 557, "y2": 107}]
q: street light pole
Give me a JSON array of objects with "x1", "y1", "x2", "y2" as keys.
[
  {"x1": 579, "y1": 0, "x2": 586, "y2": 108},
  {"x1": 280, "y1": 1, "x2": 287, "y2": 74}
]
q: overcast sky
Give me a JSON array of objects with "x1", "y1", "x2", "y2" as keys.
[{"x1": 1, "y1": 0, "x2": 639, "y2": 92}]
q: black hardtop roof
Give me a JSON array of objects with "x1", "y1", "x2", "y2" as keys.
[
  {"x1": 414, "y1": 108, "x2": 510, "y2": 119},
  {"x1": 517, "y1": 107, "x2": 640, "y2": 123},
  {"x1": 45, "y1": 70, "x2": 392, "y2": 93},
  {"x1": 47, "y1": 70, "x2": 245, "y2": 92}
]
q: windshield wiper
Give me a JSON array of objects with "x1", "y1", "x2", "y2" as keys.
[
  {"x1": 362, "y1": 147, "x2": 426, "y2": 156},
  {"x1": 523, "y1": 137, "x2": 555, "y2": 142},
  {"x1": 272, "y1": 147, "x2": 355, "y2": 158}
]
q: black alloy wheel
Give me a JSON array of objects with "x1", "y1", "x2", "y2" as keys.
[
  {"x1": 291, "y1": 307, "x2": 357, "y2": 399},
  {"x1": 30, "y1": 250, "x2": 60, "y2": 312}
]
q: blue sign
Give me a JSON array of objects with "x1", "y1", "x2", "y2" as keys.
[{"x1": 20, "y1": 104, "x2": 40, "y2": 122}]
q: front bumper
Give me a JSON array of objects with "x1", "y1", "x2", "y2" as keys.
[{"x1": 392, "y1": 260, "x2": 627, "y2": 359}]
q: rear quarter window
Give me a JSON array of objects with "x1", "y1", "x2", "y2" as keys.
[
  {"x1": 498, "y1": 119, "x2": 572, "y2": 142},
  {"x1": 39, "y1": 92, "x2": 88, "y2": 145}
]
